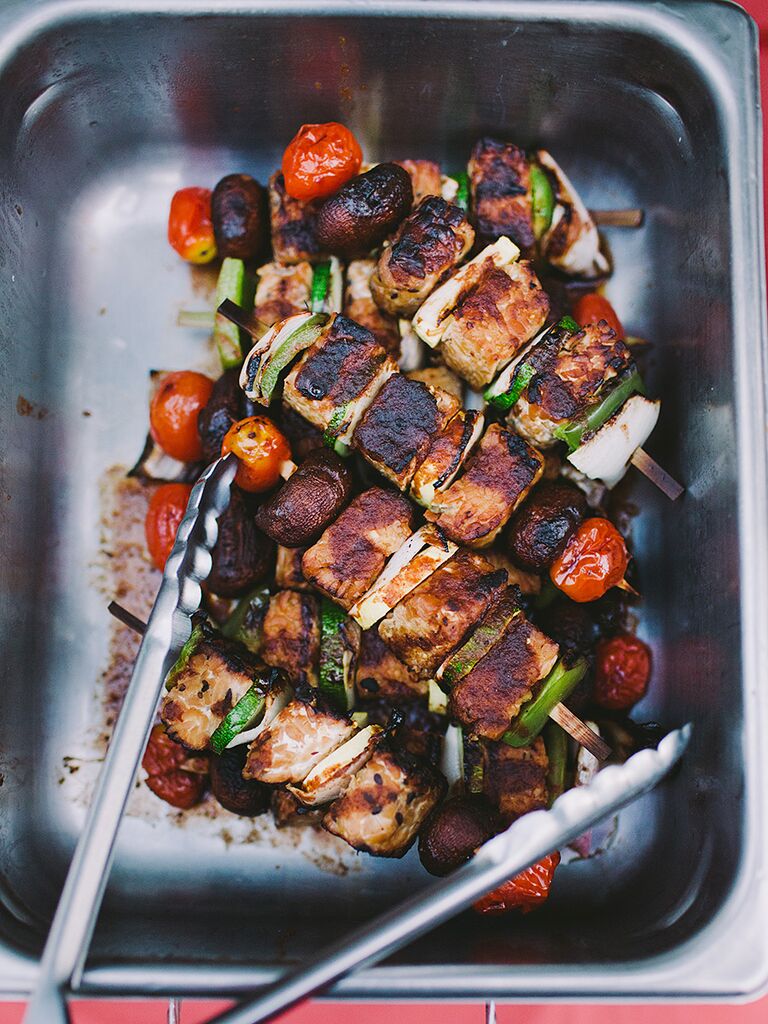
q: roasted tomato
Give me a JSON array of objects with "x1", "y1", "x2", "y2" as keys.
[
  {"x1": 281, "y1": 122, "x2": 362, "y2": 201},
  {"x1": 150, "y1": 370, "x2": 214, "y2": 462},
  {"x1": 594, "y1": 633, "x2": 652, "y2": 710},
  {"x1": 573, "y1": 293, "x2": 624, "y2": 339},
  {"x1": 142, "y1": 724, "x2": 208, "y2": 809},
  {"x1": 474, "y1": 851, "x2": 560, "y2": 914},
  {"x1": 222, "y1": 415, "x2": 292, "y2": 493},
  {"x1": 167, "y1": 186, "x2": 217, "y2": 263},
  {"x1": 145, "y1": 483, "x2": 192, "y2": 570},
  {"x1": 550, "y1": 517, "x2": 629, "y2": 603}
]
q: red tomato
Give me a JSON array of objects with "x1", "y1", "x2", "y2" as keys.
[
  {"x1": 573, "y1": 293, "x2": 624, "y2": 338},
  {"x1": 550, "y1": 517, "x2": 629, "y2": 603},
  {"x1": 474, "y1": 852, "x2": 561, "y2": 915},
  {"x1": 142, "y1": 724, "x2": 208, "y2": 809},
  {"x1": 167, "y1": 186, "x2": 217, "y2": 263},
  {"x1": 222, "y1": 416, "x2": 292, "y2": 493},
  {"x1": 595, "y1": 633, "x2": 652, "y2": 710},
  {"x1": 150, "y1": 370, "x2": 214, "y2": 462},
  {"x1": 281, "y1": 122, "x2": 362, "y2": 201},
  {"x1": 145, "y1": 483, "x2": 193, "y2": 571}
]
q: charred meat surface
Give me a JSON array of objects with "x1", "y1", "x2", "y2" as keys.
[
  {"x1": 322, "y1": 748, "x2": 446, "y2": 857},
  {"x1": 371, "y1": 196, "x2": 475, "y2": 316},
  {"x1": 418, "y1": 794, "x2": 498, "y2": 876},
  {"x1": 207, "y1": 487, "x2": 275, "y2": 598},
  {"x1": 197, "y1": 368, "x2": 251, "y2": 464},
  {"x1": 212, "y1": 173, "x2": 267, "y2": 261},
  {"x1": 353, "y1": 373, "x2": 461, "y2": 490},
  {"x1": 268, "y1": 171, "x2": 327, "y2": 264},
  {"x1": 260, "y1": 590, "x2": 320, "y2": 687},
  {"x1": 283, "y1": 314, "x2": 397, "y2": 435},
  {"x1": 243, "y1": 697, "x2": 355, "y2": 784},
  {"x1": 410, "y1": 408, "x2": 483, "y2": 508},
  {"x1": 275, "y1": 544, "x2": 311, "y2": 591},
  {"x1": 469, "y1": 138, "x2": 533, "y2": 250},
  {"x1": 210, "y1": 744, "x2": 271, "y2": 816},
  {"x1": 378, "y1": 548, "x2": 508, "y2": 679},
  {"x1": 397, "y1": 159, "x2": 444, "y2": 205},
  {"x1": 427, "y1": 423, "x2": 545, "y2": 548},
  {"x1": 302, "y1": 487, "x2": 415, "y2": 610},
  {"x1": 315, "y1": 163, "x2": 413, "y2": 259},
  {"x1": 449, "y1": 614, "x2": 559, "y2": 740},
  {"x1": 482, "y1": 735, "x2": 549, "y2": 825},
  {"x1": 355, "y1": 627, "x2": 428, "y2": 702},
  {"x1": 439, "y1": 261, "x2": 549, "y2": 388},
  {"x1": 344, "y1": 259, "x2": 400, "y2": 355},
  {"x1": 254, "y1": 261, "x2": 313, "y2": 327},
  {"x1": 507, "y1": 480, "x2": 587, "y2": 571},
  {"x1": 255, "y1": 448, "x2": 353, "y2": 548}
]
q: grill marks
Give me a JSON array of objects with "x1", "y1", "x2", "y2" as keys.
[
  {"x1": 261, "y1": 590, "x2": 320, "y2": 687},
  {"x1": 268, "y1": 172, "x2": 326, "y2": 264},
  {"x1": 469, "y1": 138, "x2": 534, "y2": 250}
]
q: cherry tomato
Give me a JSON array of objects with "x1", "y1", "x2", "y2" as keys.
[
  {"x1": 550, "y1": 517, "x2": 629, "y2": 603},
  {"x1": 573, "y1": 293, "x2": 624, "y2": 339},
  {"x1": 221, "y1": 415, "x2": 292, "y2": 493},
  {"x1": 474, "y1": 852, "x2": 561, "y2": 915},
  {"x1": 150, "y1": 370, "x2": 214, "y2": 462},
  {"x1": 142, "y1": 724, "x2": 208, "y2": 809},
  {"x1": 595, "y1": 633, "x2": 652, "y2": 710},
  {"x1": 145, "y1": 483, "x2": 193, "y2": 571},
  {"x1": 168, "y1": 186, "x2": 217, "y2": 263},
  {"x1": 281, "y1": 122, "x2": 362, "y2": 201}
]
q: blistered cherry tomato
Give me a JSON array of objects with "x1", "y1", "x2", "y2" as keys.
[
  {"x1": 281, "y1": 122, "x2": 362, "y2": 201},
  {"x1": 167, "y1": 186, "x2": 217, "y2": 263},
  {"x1": 573, "y1": 293, "x2": 624, "y2": 338},
  {"x1": 221, "y1": 416, "x2": 292, "y2": 493},
  {"x1": 595, "y1": 633, "x2": 652, "y2": 710},
  {"x1": 142, "y1": 724, "x2": 208, "y2": 809},
  {"x1": 474, "y1": 852, "x2": 561, "y2": 915},
  {"x1": 150, "y1": 370, "x2": 214, "y2": 462},
  {"x1": 550, "y1": 517, "x2": 629, "y2": 603},
  {"x1": 145, "y1": 483, "x2": 192, "y2": 571}
]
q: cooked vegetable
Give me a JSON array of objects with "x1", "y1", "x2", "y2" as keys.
[
  {"x1": 213, "y1": 258, "x2": 247, "y2": 369},
  {"x1": 144, "y1": 482, "x2": 192, "y2": 571},
  {"x1": 483, "y1": 330, "x2": 544, "y2": 411},
  {"x1": 259, "y1": 315, "x2": 330, "y2": 403},
  {"x1": 502, "y1": 657, "x2": 588, "y2": 747},
  {"x1": 544, "y1": 721, "x2": 568, "y2": 805},
  {"x1": 211, "y1": 173, "x2": 267, "y2": 260},
  {"x1": 409, "y1": 409, "x2": 485, "y2": 509},
  {"x1": 207, "y1": 487, "x2": 274, "y2": 597},
  {"x1": 309, "y1": 260, "x2": 341, "y2": 314},
  {"x1": 167, "y1": 186, "x2": 216, "y2": 263},
  {"x1": 530, "y1": 162, "x2": 555, "y2": 240},
  {"x1": 438, "y1": 592, "x2": 522, "y2": 692},
  {"x1": 428, "y1": 679, "x2": 448, "y2": 714},
  {"x1": 594, "y1": 634, "x2": 652, "y2": 710},
  {"x1": 224, "y1": 672, "x2": 293, "y2": 749},
  {"x1": 287, "y1": 724, "x2": 382, "y2": 806},
  {"x1": 220, "y1": 584, "x2": 270, "y2": 653},
  {"x1": 142, "y1": 724, "x2": 208, "y2": 809},
  {"x1": 150, "y1": 370, "x2": 214, "y2": 462},
  {"x1": 221, "y1": 415, "x2": 292, "y2": 493},
  {"x1": 255, "y1": 447, "x2": 352, "y2": 548},
  {"x1": 316, "y1": 163, "x2": 413, "y2": 258},
  {"x1": 209, "y1": 745, "x2": 270, "y2": 816},
  {"x1": 209, "y1": 683, "x2": 266, "y2": 754},
  {"x1": 454, "y1": 171, "x2": 470, "y2": 211},
  {"x1": 418, "y1": 794, "x2": 497, "y2": 877},
  {"x1": 318, "y1": 597, "x2": 360, "y2": 712},
  {"x1": 197, "y1": 368, "x2": 250, "y2": 464},
  {"x1": 473, "y1": 851, "x2": 560, "y2": 914},
  {"x1": 240, "y1": 311, "x2": 322, "y2": 400},
  {"x1": 554, "y1": 368, "x2": 645, "y2": 452},
  {"x1": 507, "y1": 480, "x2": 587, "y2": 572},
  {"x1": 573, "y1": 293, "x2": 624, "y2": 337},
  {"x1": 549, "y1": 518, "x2": 629, "y2": 603},
  {"x1": 281, "y1": 122, "x2": 363, "y2": 201},
  {"x1": 567, "y1": 394, "x2": 661, "y2": 487},
  {"x1": 537, "y1": 149, "x2": 609, "y2": 279}
]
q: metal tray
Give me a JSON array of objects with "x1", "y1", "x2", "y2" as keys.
[{"x1": 0, "y1": 0, "x2": 766, "y2": 1003}]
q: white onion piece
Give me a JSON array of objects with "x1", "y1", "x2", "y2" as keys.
[
  {"x1": 287, "y1": 725, "x2": 381, "y2": 806},
  {"x1": 567, "y1": 395, "x2": 660, "y2": 488},
  {"x1": 239, "y1": 312, "x2": 314, "y2": 399},
  {"x1": 440, "y1": 175, "x2": 459, "y2": 203},
  {"x1": 225, "y1": 685, "x2": 292, "y2": 749},
  {"x1": 537, "y1": 150, "x2": 609, "y2": 278}
]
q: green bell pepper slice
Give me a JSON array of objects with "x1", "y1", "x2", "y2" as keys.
[
  {"x1": 259, "y1": 313, "x2": 328, "y2": 401},
  {"x1": 454, "y1": 172, "x2": 470, "y2": 212},
  {"x1": 553, "y1": 368, "x2": 645, "y2": 453},
  {"x1": 544, "y1": 721, "x2": 569, "y2": 806},
  {"x1": 531, "y1": 163, "x2": 555, "y2": 240}
]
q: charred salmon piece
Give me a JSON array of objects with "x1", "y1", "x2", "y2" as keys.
[
  {"x1": 275, "y1": 544, "x2": 311, "y2": 591},
  {"x1": 260, "y1": 590, "x2": 320, "y2": 688}
]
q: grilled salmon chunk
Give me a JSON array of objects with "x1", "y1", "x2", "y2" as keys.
[
  {"x1": 469, "y1": 138, "x2": 534, "y2": 251},
  {"x1": 353, "y1": 373, "x2": 461, "y2": 490},
  {"x1": 355, "y1": 627, "x2": 428, "y2": 702},
  {"x1": 482, "y1": 736, "x2": 549, "y2": 825},
  {"x1": 243, "y1": 698, "x2": 356, "y2": 784},
  {"x1": 439, "y1": 261, "x2": 549, "y2": 388},
  {"x1": 261, "y1": 590, "x2": 320, "y2": 688},
  {"x1": 427, "y1": 423, "x2": 545, "y2": 547},
  {"x1": 371, "y1": 196, "x2": 474, "y2": 316},
  {"x1": 268, "y1": 172, "x2": 327, "y2": 264},
  {"x1": 449, "y1": 615, "x2": 559, "y2": 740},
  {"x1": 344, "y1": 259, "x2": 400, "y2": 355},
  {"x1": 378, "y1": 548, "x2": 508, "y2": 679},
  {"x1": 253, "y1": 260, "x2": 313, "y2": 327},
  {"x1": 323, "y1": 748, "x2": 447, "y2": 857},
  {"x1": 302, "y1": 487, "x2": 415, "y2": 611}
]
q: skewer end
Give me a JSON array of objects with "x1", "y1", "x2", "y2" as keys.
[{"x1": 630, "y1": 447, "x2": 684, "y2": 501}]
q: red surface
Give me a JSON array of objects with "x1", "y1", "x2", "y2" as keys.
[{"x1": 6, "y1": 3, "x2": 768, "y2": 1022}]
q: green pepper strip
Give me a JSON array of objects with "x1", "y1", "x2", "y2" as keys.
[
  {"x1": 214, "y1": 258, "x2": 247, "y2": 370},
  {"x1": 319, "y1": 598, "x2": 351, "y2": 713},
  {"x1": 544, "y1": 721, "x2": 569, "y2": 806},
  {"x1": 259, "y1": 313, "x2": 328, "y2": 402},
  {"x1": 485, "y1": 360, "x2": 536, "y2": 412},
  {"x1": 165, "y1": 622, "x2": 205, "y2": 691},
  {"x1": 531, "y1": 164, "x2": 555, "y2": 240},
  {"x1": 210, "y1": 685, "x2": 266, "y2": 755},
  {"x1": 323, "y1": 405, "x2": 348, "y2": 448},
  {"x1": 557, "y1": 315, "x2": 579, "y2": 333},
  {"x1": 310, "y1": 262, "x2": 332, "y2": 313},
  {"x1": 502, "y1": 657, "x2": 588, "y2": 748},
  {"x1": 553, "y1": 368, "x2": 645, "y2": 453},
  {"x1": 221, "y1": 585, "x2": 270, "y2": 653},
  {"x1": 454, "y1": 172, "x2": 470, "y2": 212}
]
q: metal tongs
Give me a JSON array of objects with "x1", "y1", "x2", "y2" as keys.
[{"x1": 23, "y1": 454, "x2": 691, "y2": 1024}]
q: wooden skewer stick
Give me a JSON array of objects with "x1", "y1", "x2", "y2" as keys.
[
  {"x1": 630, "y1": 446, "x2": 684, "y2": 501},
  {"x1": 616, "y1": 577, "x2": 640, "y2": 598},
  {"x1": 107, "y1": 600, "x2": 147, "y2": 635},
  {"x1": 549, "y1": 703, "x2": 612, "y2": 762},
  {"x1": 589, "y1": 208, "x2": 644, "y2": 228},
  {"x1": 218, "y1": 298, "x2": 269, "y2": 339}
]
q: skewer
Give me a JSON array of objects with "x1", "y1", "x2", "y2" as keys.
[
  {"x1": 616, "y1": 578, "x2": 640, "y2": 598},
  {"x1": 218, "y1": 297, "x2": 270, "y2": 339},
  {"x1": 108, "y1": 601, "x2": 609, "y2": 761},
  {"x1": 589, "y1": 208, "x2": 644, "y2": 228},
  {"x1": 176, "y1": 309, "x2": 215, "y2": 329},
  {"x1": 630, "y1": 447, "x2": 684, "y2": 500}
]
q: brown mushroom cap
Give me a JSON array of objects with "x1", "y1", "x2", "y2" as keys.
[
  {"x1": 315, "y1": 163, "x2": 413, "y2": 259},
  {"x1": 418, "y1": 794, "x2": 497, "y2": 877},
  {"x1": 212, "y1": 173, "x2": 268, "y2": 260}
]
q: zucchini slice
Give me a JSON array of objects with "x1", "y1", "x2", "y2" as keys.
[
  {"x1": 224, "y1": 673, "x2": 293, "y2": 749},
  {"x1": 210, "y1": 684, "x2": 266, "y2": 755},
  {"x1": 567, "y1": 394, "x2": 660, "y2": 488},
  {"x1": 310, "y1": 257, "x2": 343, "y2": 314},
  {"x1": 318, "y1": 598, "x2": 360, "y2": 712},
  {"x1": 164, "y1": 619, "x2": 207, "y2": 691},
  {"x1": 214, "y1": 258, "x2": 248, "y2": 369}
]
